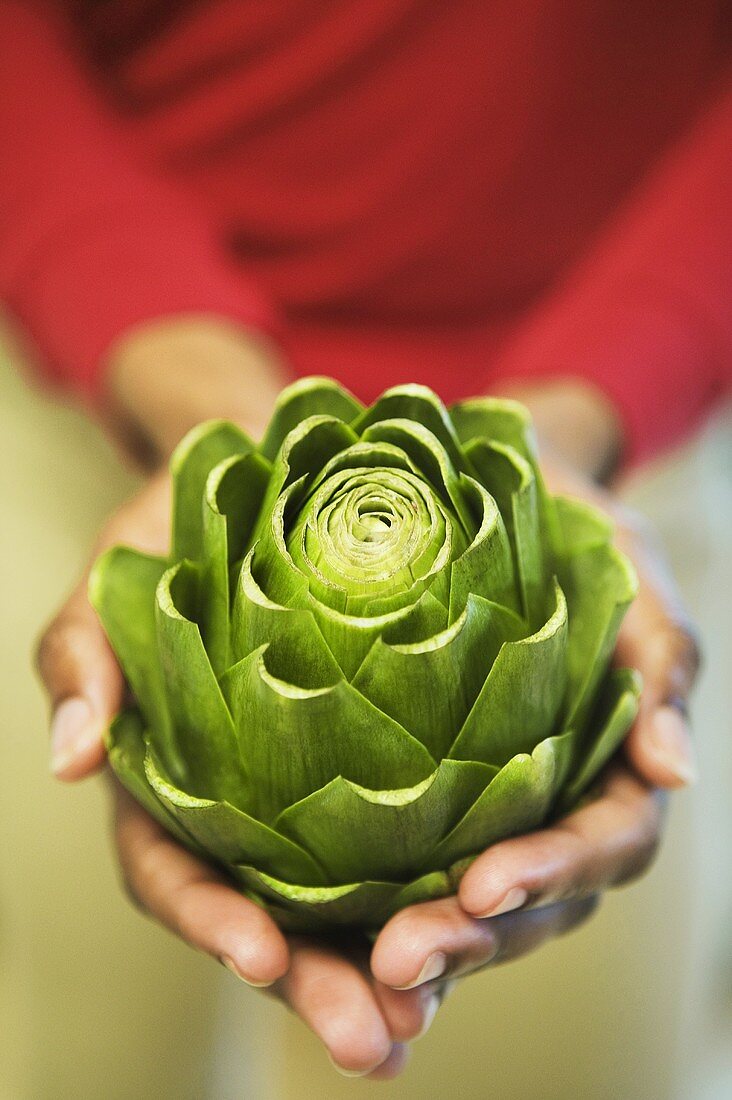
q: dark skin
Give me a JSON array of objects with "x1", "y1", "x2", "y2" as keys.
[{"x1": 38, "y1": 317, "x2": 699, "y2": 1079}]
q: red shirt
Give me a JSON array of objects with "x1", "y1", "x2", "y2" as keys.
[{"x1": 1, "y1": 1, "x2": 730, "y2": 462}]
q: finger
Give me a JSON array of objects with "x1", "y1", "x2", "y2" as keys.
[
  {"x1": 37, "y1": 474, "x2": 171, "y2": 781},
  {"x1": 616, "y1": 589, "x2": 700, "y2": 788},
  {"x1": 371, "y1": 896, "x2": 497, "y2": 989},
  {"x1": 114, "y1": 784, "x2": 289, "y2": 986},
  {"x1": 371, "y1": 894, "x2": 597, "y2": 989},
  {"x1": 458, "y1": 766, "x2": 664, "y2": 919},
  {"x1": 272, "y1": 938, "x2": 393, "y2": 1077},
  {"x1": 614, "y1": 519, "x2": 701, "y2": 788},
  {"x1": 37, "y1": 584, "x2": 122, "y2": 780},
  {"x1": 372, "y1": 980, "x2": 443, "y2": 1043},
  {"x1": 365, "y1": 1043, "x2": 411, "y2": 1080}
]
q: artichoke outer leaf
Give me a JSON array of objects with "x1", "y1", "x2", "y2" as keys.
[
  {"x1": 553, "y1": 494, "x2": 615, "y2": 556},
  {"x1": 144, "y1": 750, "x2": 329, "y2": 885},
  {"x1": 450, "y1": 580, "x2": 569, "y2": 765},
  {"x1": 200, "y1": 452, "x2": 271, "y2": 676},
  {"x1": 560, "y1": 667, "x2": 642, "y2": 812},
  {"x1": 449, "y1": 476, "x2": 520, "y2": 620},
  {"x1": 155, "y1": 561, "x2": 244, "y2": 803},
  {"x1": 259, "y1": 376, "x2": 364, "y2": 462},
  {"x1": 555, "y1": 497, "x2": 639, "y2": 731},
  {"x1": 231, "y1": 867, "x2": 403, "y2": 930},
  {"x1": 106, "y1": 709, "x2": 204, "y2": 853},
  {"x1": 89, "y1": 546, "x2": 179, "y2": 776},
  {"x1": 451, "y1": 396, "x2": 561, "y2": 552},
  {"x1": 231, "y1": 549, "x2": 342, "y2": 685},
  {"x1": 171, "y1": 419, "x2": 254, "y2": 561},
  {"x1": 276, "y1": 759, "x2": 495, "y2": 883},
  {"x1": 352, "y1": 384, "x2": 465, "y2": 470},
  {"x1": 449, "y1": 396, "x2": 537, "y2": 458},
  {"x1": 220, "y1": 647, "x2": 436, "y2": 822},
  {"x1": 433, "y1": 731, "x2": 573, "y2": 868},
  {"x1": 352, "y1": 593, "x2": 524, "y2": 759},
  {"x1": 388, "y1": 871, "x2": 453, "y2": 915},
  {"x1": 464, "y1": 439, "x2": 547, "y2": 627}
]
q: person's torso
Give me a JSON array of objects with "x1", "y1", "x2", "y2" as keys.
[{"x1": 74, "y1": 0, "x2": 730, "y2": 328}]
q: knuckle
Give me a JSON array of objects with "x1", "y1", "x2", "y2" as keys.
[
  {"x1": 671, "y1": 622, "x2": 702, "y2": 684},
  {"x1": 117, "y1": 865, "x2": 147, "y2": 915},
  {"x1": 34, "y1": 613, "x2": 80, "y2": 679},
  {"x1": 562, "y1": 893, "x2": 601, "y2": 932},
  {"x1": 615, "y1": 816, "x2": 663, "y2": 887}
]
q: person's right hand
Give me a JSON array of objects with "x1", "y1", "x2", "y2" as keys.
[{"x1": 37, "y1": 468, "x2": 442, "y2": 1080}]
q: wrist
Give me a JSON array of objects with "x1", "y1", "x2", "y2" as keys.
[
  {"x1": 101, "y1": 314, "x2": 289, "y2": 467},
  {"x1": 490, "y1": 377, "x2": 625, "y2": 484}
]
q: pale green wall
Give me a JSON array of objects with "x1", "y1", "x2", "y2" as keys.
[{"x1": 1, "y1": 331, "x2": 729, "y2": 1100}]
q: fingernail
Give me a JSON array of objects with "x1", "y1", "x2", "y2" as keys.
[
  {"x1": 395, "y1": 951, "x2": 447, "y2": 990},
  {"x1": 50, "y1": 696, "x2": 99, "y2": 775},
  {"x1": 327, "y1": 1052, "x2": 385, "y2": 1078},
  {"x1": 220, "y1": 955, "x2": 275, "y2": 988},
  {"x1": 473, "y1": 886, "x2": 529, "y2": 920},
  {"x1": 650, "y1": 705, "x2": 698, "y2": 786},
  {"x1": 416, "y1": 993, "x2": 440, "y2": 1040}
]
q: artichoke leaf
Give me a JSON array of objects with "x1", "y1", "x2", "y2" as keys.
[
  {"x1": 276, "y1": 759, "x2": 495, "y2": 883},
  {"x1": 308, "y1": 439, "x2": 419, "y2": 493},
  {"x1": 231, "y1": 549, "x2": 342, "y2": 685},
  {"x1": 352, "y1": 593, "x2": 524, "y2": 758},
  {"x1": 553, "y1": 494, "x2": 615, "y2": 556},
  {"x1": 450, "y1": 580, "x2": 568, "y2": 765},
  {"x1": 389, "y1": 871, "x2": 452, "y2": 914},
  {"x1": 465, "y1": 439, "x2": 548, "y2": 627},
  {"x1": 449, "y1": 476, "x2": 520, "y2": 619},
  {"x1": 306, "y1": 592, "x2": 445, "y2": 681},
  {"x1": 200, "y1": 452, "x2": 271, "y2": 675},
  {"x1": 352, "y1": 384, "x2": 465, "y2": 470},
  {"x1": 450, "y1": 396, "x2": 538, "y2": 464},
  {"x1": 434, "y1": 731, "x2": 573, "y2": 867},
  {"x1": 380, "y1": 589, "x2": 449, "y2": 644},
  {"x1": 144, "y1": 750, "x2": 328, "y2": 885},
  {"x1": 220, "y1": 647, "x2": 436, "y2": 822},
  {"x1": 254, "y1": 416, "x2": 358, "y2": 540},
  {"x1": 259, "y1": 376, "x2": 364, "y2": 461},
  {"x1": 106, "y1": 710, "x2": 204, "y2": 853},
  {"x1": 359, "y1": 418, "x2": 474, "y2": 535},
  {"x1": 556, "y1": 498, "x2": 638, "y2": 731},
  {"x1": 452, "y1": 397, "x2": 560, "y2": 552},
  {"x1": 560, "y1": 667, "x2": 642, "y2": 811},
  {"x1": 89, "y1": 546, "x2": 179, "y2": 776},
  {"x1": 231, "y1": 868, "x2": 404, "y2": 930},
  {"x1": 155, "y1": 561, "x2": 244, "y2": 803},
  {"x1": 171, "y1": 419, "x2": 254, "y2": 561}
]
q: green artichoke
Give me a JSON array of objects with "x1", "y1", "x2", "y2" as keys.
[{"x1": 90, "y1": 377, "x2": 640, "y2": 932}]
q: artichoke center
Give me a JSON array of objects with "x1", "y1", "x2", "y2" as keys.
[{"x1": 285, "y1": 467, "x2": 461, "y2": 611}]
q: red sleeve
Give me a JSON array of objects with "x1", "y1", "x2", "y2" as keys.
[
  {"x1": 0, "y1": 2, "x2": 278, "y2": 401},
  {"x1": 488, "y1": 71, "x2": 732, "y2": 465}
]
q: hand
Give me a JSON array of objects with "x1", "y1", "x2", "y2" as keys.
[
  {"x1": 370, "y1": 384, "x2": 700, "y2": 1033},
  {"x1": 38, "y1": 474, "x2": 440, "y2": 1078}
]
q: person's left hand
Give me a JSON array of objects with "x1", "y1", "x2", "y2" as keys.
[{"x1": 370, "y1": 454, "x2": 699, "y2": 1037}]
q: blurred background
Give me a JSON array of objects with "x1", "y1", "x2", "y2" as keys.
[{"x1": 1, "y1": 331, "x2": 730, "y2": 1100}]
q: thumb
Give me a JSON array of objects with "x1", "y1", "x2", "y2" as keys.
[{"x1": 36, "y1": 582, "x2": 123, "y2": 781}]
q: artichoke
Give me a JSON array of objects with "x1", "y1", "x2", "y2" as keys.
[{"x1": 91, "y1": 378, "x2": 640, "y2": 932}]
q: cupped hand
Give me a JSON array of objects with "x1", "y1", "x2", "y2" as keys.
[
  {"x1": 37, "y1": 471, "x2": 435, "y2": 1080},
  {"x1": 371, "y1": 456, "x2": 699, "y2": 1003}
]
